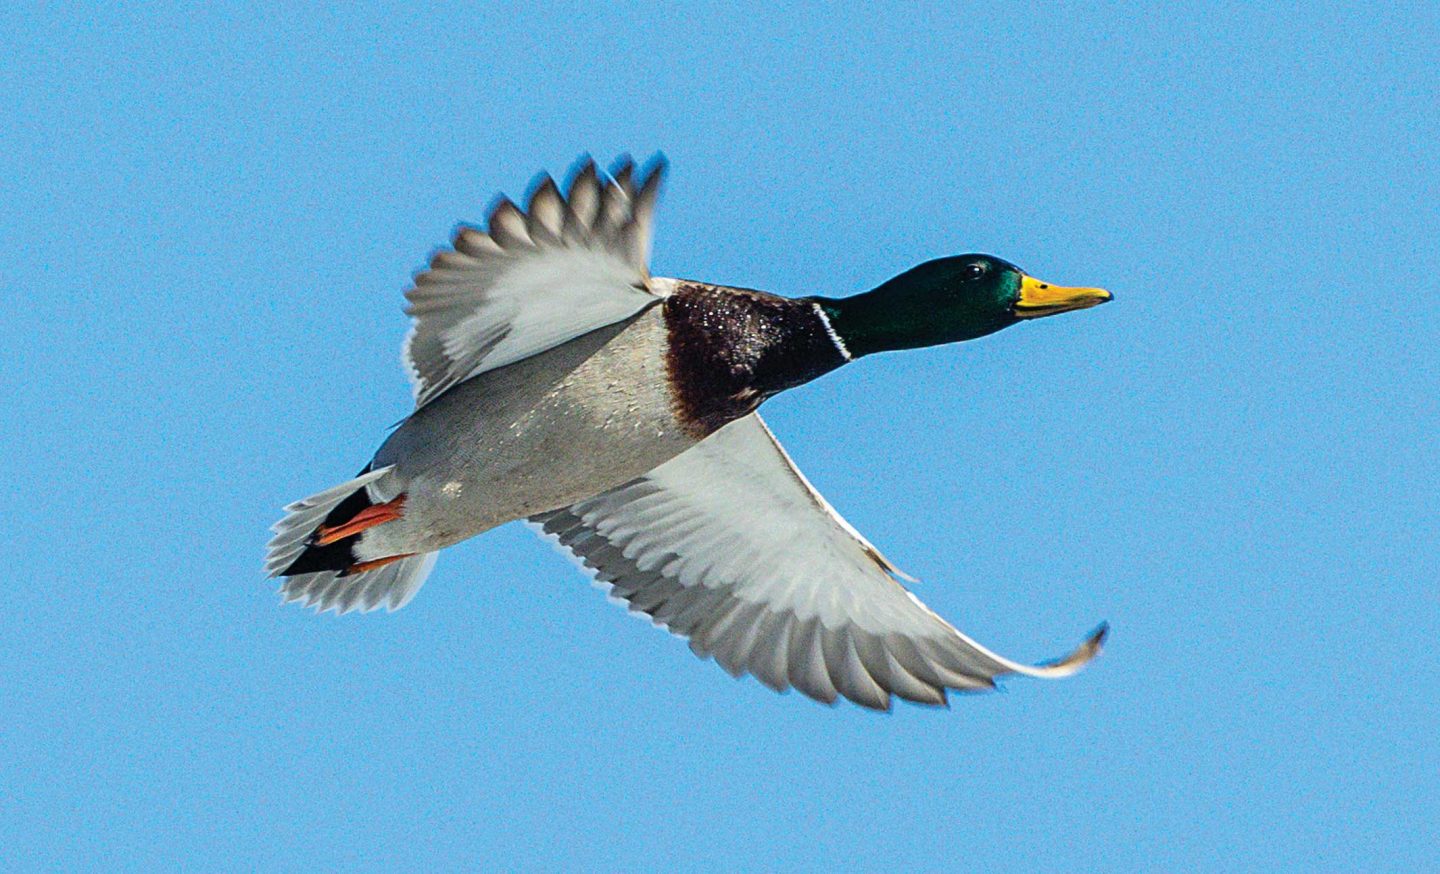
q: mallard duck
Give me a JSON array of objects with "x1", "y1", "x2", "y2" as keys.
[{"x1": 265, "y1": 155, "x2": 1113, "y2": 710}]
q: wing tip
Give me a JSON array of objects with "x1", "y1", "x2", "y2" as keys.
[
  {"x1": 1036, "y1": 620, "x2": 1109, "y2": 677},
  {"x1": 608, "y1": 153, "x2": 635, "y2": 182},
  {"x1": 638, "y1": 151, "x2": 668, "y2": 186}
]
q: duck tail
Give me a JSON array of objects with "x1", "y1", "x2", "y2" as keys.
[{"x1": 264, "y1": 466, "x2": 437, "y2": 614}]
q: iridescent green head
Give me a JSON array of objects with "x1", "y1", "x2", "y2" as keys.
[{"x1": 813, "y1": 254, "x2": 1111, "y2": 358}]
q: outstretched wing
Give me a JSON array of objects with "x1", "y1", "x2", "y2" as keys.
[
  {"x1": 403, "y1": 156, "x2": 667, "y2": 409},
  {"x1": 532, "y1": 414, "x2": 1106, "y2": 711}
]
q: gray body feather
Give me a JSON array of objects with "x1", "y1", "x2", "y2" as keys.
[{"x1": 358, "y1": 305, "x2": 696, "y2": 561}]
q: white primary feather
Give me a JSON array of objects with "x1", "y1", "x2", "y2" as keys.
[{"x1": 533, "y1": 414, "x2": 1106, "y2": 710}]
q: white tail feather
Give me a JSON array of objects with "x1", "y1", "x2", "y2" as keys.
[
  {"x1": 264, "y1": 466, "x2": 394, "y2": 576},
  {"x1": 265, "y1": 466, "x2": 437, "y2": 614},
  {"x1": 278, "y1": 552, "x2": 438, "y2": 615}
]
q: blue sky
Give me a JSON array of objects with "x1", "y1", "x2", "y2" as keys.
[{"x1": 3, "y1": 3, "x2": 1436, "y2": 870}]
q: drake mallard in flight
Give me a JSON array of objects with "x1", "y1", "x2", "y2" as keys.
[{"x1": 266, "y1": 155, "x2": 1113, "y2": 710}]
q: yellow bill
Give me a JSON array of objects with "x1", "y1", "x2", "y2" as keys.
[{"x1": 1014, "y1": 275, "x2": 1113, "y2": 318}]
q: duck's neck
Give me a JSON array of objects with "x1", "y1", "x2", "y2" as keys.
[
  {"x1": 809, "y1": 289, "x2": 928, "y2": 359},
  {"x1": 810, "y1": 282, "x2": 1010, "y2": 359}
]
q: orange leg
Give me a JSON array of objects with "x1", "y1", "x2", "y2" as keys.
[
  {"x1": 348, "y1": 553, "x2": 417, "y2": 574},
  {"x1": 314, "y1": 494, "x2": 407, "y2": 546}
]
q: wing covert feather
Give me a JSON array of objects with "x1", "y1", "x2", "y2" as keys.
[{"x1": 403, "y1": 156, "x2": 667, "y2": 408}]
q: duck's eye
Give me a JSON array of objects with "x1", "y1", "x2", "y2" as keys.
[{"x1": 960, "y1": 263, "x2": 987, "y2": 282}]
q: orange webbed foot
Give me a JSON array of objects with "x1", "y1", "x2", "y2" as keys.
[{"x1": 314, "y1": 494, "x2": 407, "y2": 546}]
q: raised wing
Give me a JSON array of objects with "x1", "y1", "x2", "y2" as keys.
[
  {"x1": 403, "y1": 156, "x2": 667, "y2": 408},
  {"x1": 532, "y1": 414, "x2": 1106, "y2": 711}
]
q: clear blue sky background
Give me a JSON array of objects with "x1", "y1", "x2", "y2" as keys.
[{"x1": 3, "y1": 3, "x2": 1436, "y2": 870}]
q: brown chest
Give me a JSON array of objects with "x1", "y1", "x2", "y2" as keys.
[{"x1": 662, "y1": 282, "x2": 848, "y2": 438}]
